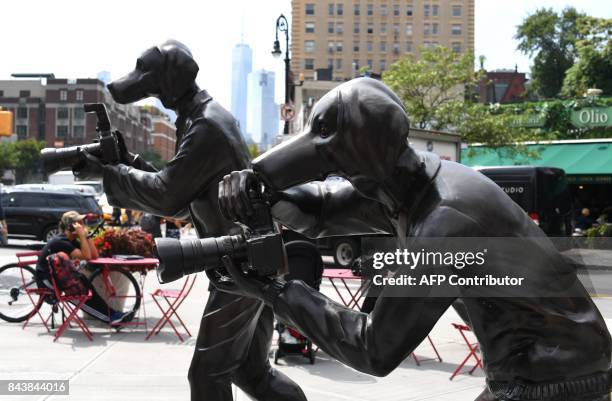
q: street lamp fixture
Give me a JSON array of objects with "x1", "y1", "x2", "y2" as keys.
[{"x1": 272, "y1": 14, "x2": 291, "y2": 135}]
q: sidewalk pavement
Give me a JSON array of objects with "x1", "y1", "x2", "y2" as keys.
[{"x1": 1, "y1": 252, "x2": 611, "y2": 401}]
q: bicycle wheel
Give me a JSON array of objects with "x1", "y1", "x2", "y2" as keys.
[
  {"x1": 0, "y1": 264, "x2": 41, "y2": 323},
  {"x1": 89, "y1": 268, "x2": 141, "y2": 321}
]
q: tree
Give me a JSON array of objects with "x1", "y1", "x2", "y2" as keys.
[
  {"x1": 562, "y1": 16, "x2": 612, "y2": 97},
  {"x1": 515, "y1": 7, "x2": 585, "y2": 98},
  {"x1": 140, "y1": 149, "x2": 166, "y2": 170},
  {"x1": 12, "y1": 140, "x2": 45, "y2": 183},
  {"x1": 382, "y1": 45, "x2": 478, "y2": 129}
]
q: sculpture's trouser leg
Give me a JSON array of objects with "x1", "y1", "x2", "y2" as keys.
[{"x1": 188, "y1": 288, "x2": 307, "y2": 401}]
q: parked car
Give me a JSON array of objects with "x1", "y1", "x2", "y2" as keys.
[
  {"x1": 0, "y1": 188, "x2": 103, "y2": 242},
  {"x1": 475, "y1": 166, "x2": 573, "y2": 236}
]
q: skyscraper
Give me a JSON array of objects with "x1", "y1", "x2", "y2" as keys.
[
  {"x1": 231, "y1": 43, "x2": 253, "y2": 141},
  {"x1": 247, "y1": 69, "x2": 279, "y2": 149}
]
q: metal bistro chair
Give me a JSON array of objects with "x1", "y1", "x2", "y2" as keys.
[
  {"x1": 17, "y1": 251, "x2": 55, "y2": 332},
  {"x1": 450, "y1": 323, "x2": 483, "y2": 380},
  {"x1": 47, "y1": 255, "x2": 94, "y2": 342},
  {"x1": 146, "y1": 274, "x2": 197, "y2": 342}
]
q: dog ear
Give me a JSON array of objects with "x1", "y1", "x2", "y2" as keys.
[{"x1": 164, "y1": 44, "x2": 199, "y2": 92}]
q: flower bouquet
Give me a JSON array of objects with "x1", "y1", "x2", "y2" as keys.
[{"x1": 93, "y1": 227, "x2": 155, "y2": 257}]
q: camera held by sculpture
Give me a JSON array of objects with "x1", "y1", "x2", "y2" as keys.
[
  {"x1": 154, "y1": 185, "x2": 287, "y2": 284},
  {"x1": 40, "y1": 103, "x2": 123, "y2": 175}
]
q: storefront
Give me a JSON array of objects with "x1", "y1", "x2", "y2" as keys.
[{"x1": 462, "y1": 139, "x2": 612, "y2": 220}]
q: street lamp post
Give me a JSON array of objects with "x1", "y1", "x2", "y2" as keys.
[{"x1": 272, "y1": 14, "x2": 291, "y2": 135}]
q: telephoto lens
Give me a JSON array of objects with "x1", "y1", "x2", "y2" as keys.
[
  {"x1": 154, "y1": 231, "x2": 287, "y2": 284},
  {"x1": 154, "y1": 236, "x2": 246, "y2": 284},
  {"x1": 40, "y1": 143, "x2": 101, "y2": 175}
]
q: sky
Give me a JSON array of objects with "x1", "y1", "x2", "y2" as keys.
[{"x1": 0, "y1": 0, "x2": 610, "y2": 111}]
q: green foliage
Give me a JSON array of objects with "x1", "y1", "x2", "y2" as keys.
[
  {"x1": 496, "y1": 97, "x2": 612, "y2": 140},
  {"x1": 562, "y1": 16, "x2": 612, "y2": 97},
  {"x1": 516, "y1": 7, "x2": 585, "y2": 98},
  {"x1": 383, "y1": 46, "x2": 543, "y2": 151},
  {"x1": 383, "y1": 46, "x2": 480, "y2": 129},
  {"x1": 247, "y1": 143, "x2": 261, "y2": 159},
  {"x1": 140, "y1": 149, "x2": 166, "y2": 170},
  {"x1": 0, "y1": 139, "x2": 45, "y2": 183},
  {"x1": 586, "y1": 224, "x2": 612, "y2": 238}
]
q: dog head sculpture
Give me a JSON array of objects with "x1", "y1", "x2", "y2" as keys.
[
  {"x1": 108, "y1": 39, "x2": 199, "y2": 110},
  {"x1": 252, "y1": 77, "x2": 414, "y2": 203}
]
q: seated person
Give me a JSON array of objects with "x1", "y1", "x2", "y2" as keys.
[{"x1": 36, "y1": 211, "x2": 132, "y2": 325}]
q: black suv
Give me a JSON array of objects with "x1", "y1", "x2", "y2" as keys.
[{"x1": 1, "y1": 189, "x2": 103, "y2": 242}]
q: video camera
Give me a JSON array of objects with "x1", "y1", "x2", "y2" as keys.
[
  {"x1": 154, "y1": 185, "x2": 287, "y2": 284},
  {"x1": 40, "y1": 103, "x2": 121, "y2": 174}
]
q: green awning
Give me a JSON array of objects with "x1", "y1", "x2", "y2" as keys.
[{"x1": 461, "y1": 142, "x2": 612, "y2": 184}]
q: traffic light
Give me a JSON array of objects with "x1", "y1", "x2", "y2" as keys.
[{"x1": 0, "y1": 107, "x2": 13, "y2": 137}]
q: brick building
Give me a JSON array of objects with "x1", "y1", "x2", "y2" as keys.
[
  {"x1": 0, "y1": 74, "x2": 156, "y2": 154},
  {"x1": 478, "y1": 68, "x2": 527, "y2": 104},
  {"x1": 141, "y1": 105, "x2": 177, "y2": 161},
  {"x1": 291, "y1": 0, "x2": 475, "y2": 81}
]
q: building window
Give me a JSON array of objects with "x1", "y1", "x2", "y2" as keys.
[
  {"x1": 432, "y1": 4, "x2": 439, "y2": 16},
  {"x1": 73, "y1": 125, "x2": 85, "y2": 138},
  {"x1": 380, "y1": 60, "x2": 387, "y2": 72},
  {"x1": 432, "y1": 23, "x2": 439, "y2": 35},
  {"x1": 19, "y1": 90, "x2": 31, "y2": 98},
  {"x1": 336, "y1": 23, "x2": 343, "y2": 34},
  {"x1": 74, "y1": 107, "x2": 85, "y2": 119},
  {"x1": 336, "y1": 42, "x2": 343, "y2": 51},
  {"x1": 336, "y1": 3, "x2": 343, "y2": 15},
  {"x1": 354, "y1": 22, "x2": 360, "y2": 34},
  {"x1": 380, "y1": 41, "x2": 387, "y2": 52},
  {"x1": 328, "y1": 3, "x2": 334, "y2": 15},
  {"x1": 406, "y1": 4, "x2": 413, "y2": 16},
  {"x1": 57, "y1": 107, "x2": 69, "y2": 119},
  {"x1": 328, "y1": 58, "x2": 334, "y2": 69},
  {"x1": 353, "y1": 42, "x2": 360, "y2": 52},
  {"x1": 406, "y1": 23, "x2": 413, "y2": 35},
  {"x1": 424, "y1": 23, "x2": 431, "y2": 36},
  {"x1": 305, "y1": 40, "x2": 315, "y2": 53},
  {"x1": 76, "y1": 90, "x2": 83, "y2": 101},
  {"x1": 328, "y1": 41, "x2": 335, "y2": 53},
  {"x1": 354, "y1": 4, "x2": 360, "y2": 15},
  {"x1": 367, "y1": 59, "x2": 373, "y2": 69},
  {"x1": 452, "y1": 5, "x2": 462, "y2": 17},
  {"x1": 367, "y1": 4, "x2": 373, "y2": 15},
  {"x1": 424, "y1": 4, "x2": 430, "y2": 17},
  {"x1": 56, "y1": 125, "x2": 68, "y2": 138},
  {"x1": 328, "y1": 22, "x2": 334, "y2": 34},
  {"x1": 452, "y1": 42, "x2": 462, "y2": 53},
  {"x1": 353, "y1": 59, "x2": 359, "y2": 70},
  {"x1": 59, "y1": 90, "x2": 67, "y2": 101},
  {"x1": 336, "y1": 58, "x2": 342, "y2": 70},
  {"x1": 17, "y1": 107, "x2": 28, "y2": 119},
  {"x1": 16, "y1": 125, "x2": 27, "y2": 139},
  {"x1": 305, "y1": 3, "x2": 315, "y2": 15},
  {"x1": 393, "y1": 42, "x2": 400, "y2": 54},
  {"x1": 452, "y1": 24, "x2": 462, "y2": 35},
  {"x1": 0, "y1": 90, "x2": 4, "y2": 97},
  {"x1": 393, "y1": 23, "x2": 400, "y2": 34},
  {"x1": 380, "y1": 4, "x2": 387, "y2": 16},
  {"x1": 380, "y1": 23, "x2": 387, "y2": 34},
  {"x1": 367, "y1": 23, "x2": 374, "y2": 34},
  {"x1": 305, "y1": 22, "x2": 315, "y2": 33},
  {"x1": 393, "y1": 4, "x2": 400, "y2": 16},
  {"x1": 367, "y1": 41, "x2": 373, "y2": 52},
  {"x1": 406, "y1": 41, "x2": 413, "y2": 52}
]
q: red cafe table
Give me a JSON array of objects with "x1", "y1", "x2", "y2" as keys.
[{"x1": 87, "y1": 257, "x2": 159, "y2": 331}]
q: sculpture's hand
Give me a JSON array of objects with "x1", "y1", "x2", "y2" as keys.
[
  {"x1": 212, "y1": 255, "x2": 287, "y2": 306},
  {"x1": 114, "y1": 130, "x2": 136, "y2": 165},
  {"x1": 218, "y1": 169, "x2": 259, "y2": 222},
  {"x1": 73, "y1": 150, "x2": 105, "y2": 180}
]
